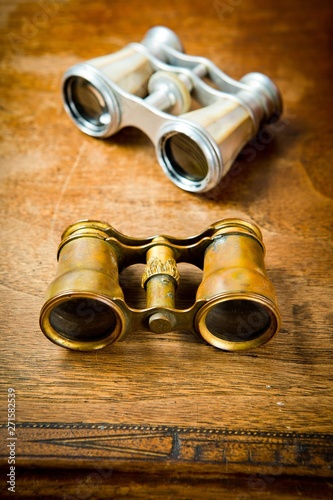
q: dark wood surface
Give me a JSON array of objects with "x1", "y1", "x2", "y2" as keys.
[{"x1": 0, "y1": 0, "x2": 332, "y2": 498}]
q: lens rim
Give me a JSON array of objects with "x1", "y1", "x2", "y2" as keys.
[
  {"x1": 40, "y1": 292, "x2": 126, "y2": 351},
  {"x1": 195, "y1": 293, "x2": 280, "y2": 351},
  {"x1": 156, "y1": 122, "x2": 223, "y2": 193},
  {"x1": 62, "y1": 64, "x2": 120, "y2": 138}
]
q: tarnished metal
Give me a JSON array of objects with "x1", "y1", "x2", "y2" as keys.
[
  {"x1": 40, "y1": 218, "x2": 281, "y2": 352},
  {"x1": 62, "y1": 26, "x2": 283, "y2": 193}
]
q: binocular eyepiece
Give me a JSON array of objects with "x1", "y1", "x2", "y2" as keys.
[
  {"x1": 39, "y1": 218, "x2": 281, "y2": 352},
  {"x1": 62, "y1": 26, "x2": 283, "y2": 193}
]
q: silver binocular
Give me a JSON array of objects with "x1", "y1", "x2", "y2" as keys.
[
  {"x1": 62, "y1": 26, "x2": 283, "y2": 193},
  {"x1": 39, "y1": 218, "x2": 281, "y2": 352}
]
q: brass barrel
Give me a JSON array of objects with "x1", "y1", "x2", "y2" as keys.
[
  {"x1": 39, "y1": 224, "x2": 126, "y2": 351},
  {"x1": 195, "y1": 219, "x2": 280, "y2": 351}
]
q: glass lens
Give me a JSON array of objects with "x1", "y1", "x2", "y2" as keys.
[
  {"x1": 164, "y1": 133, "x2": 209, "y2": 181},
  {"x1": 49, "y1": 298, "x2": 117, "y2": 342},
  {"x1": 69, "y1": 77, "x2": 110, "y2": 126},
  {"x1": 205, "y1": 299, "x2": 271, "y2": 342}
]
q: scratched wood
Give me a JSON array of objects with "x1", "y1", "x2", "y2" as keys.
[{"x1": 0, "y1": 0, "x2": 332, "y2": 497}]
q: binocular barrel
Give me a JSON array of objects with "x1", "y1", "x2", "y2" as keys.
[
  {"x1": 62, "y1": 26, "x2": 283, "y2": 193},
  {"x1": 40, "y1": 219, "x2": 281, "y2": 352},
  {"x1": 39, "y1": 227, "x2": 126, "y2": 350},
  {"x1": 62, "y1": 26, "x2": 185, "y2": 138}
]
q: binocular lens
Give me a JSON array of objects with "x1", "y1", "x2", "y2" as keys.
[
  {"x1": 65, "y1": 76, "x2": 111, "y2": 128},
  {"x1": 163, "y1": 133, "x2": 209, "y2": 181},
  {"x1": 204, "y1": 299, "x2": 271, "y2": 342},
  {"x1": 49, "y1": 297, "x2": 118, "y2": 342},
  {"x1": 196, "y1": 297, "x2": 278, "y2": 351}
]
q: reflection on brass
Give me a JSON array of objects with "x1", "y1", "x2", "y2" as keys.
[
  {"x1": 62, "y1": 26, "x2": 283, "y2": 193},
  {"x1": 40, "y1": 219, "x2": 281, "y2": 352}
]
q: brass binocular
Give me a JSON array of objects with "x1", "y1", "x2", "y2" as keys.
[
  {"x1": 62, "y1": 26, "x2": 283, "y2": 193},
  {"x1": 40, "y1": 218, "x2": 281, "y2": 352}
]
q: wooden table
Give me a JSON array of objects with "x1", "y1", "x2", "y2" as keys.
[{"x1": 1, "y1": 0, "x2": 332, "y2": 498}]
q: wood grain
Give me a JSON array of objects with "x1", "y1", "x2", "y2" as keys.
[{"x1": 0, "y1": 0, "x2": 332, "y2": 497}]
